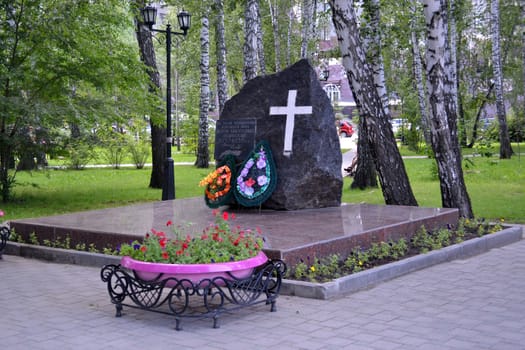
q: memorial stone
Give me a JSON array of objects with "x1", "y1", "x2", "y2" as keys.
[{"x1": 217, "y1": 59, "x2": 342, "y2": 210}]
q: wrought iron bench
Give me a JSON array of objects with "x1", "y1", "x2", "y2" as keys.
[
  {"x1": 0, "y1": 224, "x2": 10, "y2": 259},
  {"x1": 100, "y1": 259, "x2": 286, "y2": 330}
]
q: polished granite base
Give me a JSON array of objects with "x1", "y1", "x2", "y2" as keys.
[{"x1": 10, "y1": 197, "x2": 458, "y2": 266}]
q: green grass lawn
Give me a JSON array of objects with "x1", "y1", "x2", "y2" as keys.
[
  {"x1": 47, "y1": 150, "x2": 197, "y2": 167},
  {"x1": 2, "y1": 154, "x2": 524, "y2": 223},
  {"x1": 343, "y1": 155, "x2": 525, "y2": 223}
]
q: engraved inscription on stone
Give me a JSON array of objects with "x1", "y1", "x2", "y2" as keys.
[{"x1": 214, "y1": 119, "x2": 257, "y2": 160}]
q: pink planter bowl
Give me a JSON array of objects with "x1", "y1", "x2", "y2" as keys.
[{"x1": 120, "y1": 251, "x2": 268, "y2": 286}]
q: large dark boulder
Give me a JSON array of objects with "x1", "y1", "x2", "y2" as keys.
[{"x1": 220, "y1": 59, "x2": 342, "y2": 210}]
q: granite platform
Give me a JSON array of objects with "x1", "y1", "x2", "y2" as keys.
[{"x1": 9, "y1": 197, "x2": 458, "y2": 266}]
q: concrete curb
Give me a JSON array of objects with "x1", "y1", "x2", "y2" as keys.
[
  {"x1": 5, "y1": 225, "x2": 523, "y2": 300},
  {"x1": 4, "y1": 243, "x2": 121, "y2": 267},
  {"x1": 280, "y1": 225, "x2": 523, "y2": 299}
]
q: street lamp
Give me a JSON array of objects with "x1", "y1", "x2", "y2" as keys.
[{"x1": 141, "y1": 5, "x2": 191, "y2": 200}]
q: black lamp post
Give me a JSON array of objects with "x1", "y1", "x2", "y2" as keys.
[{"x1": 141, "y1": 5, "x2": 191, "y2": 200}]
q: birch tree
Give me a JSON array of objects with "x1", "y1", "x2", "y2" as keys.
[
  {"x1": 361, "y1": 0, "x2": 389, "y2": 114},
  {"x1": 301, "y1": 0, "x2": 314, "y2": 59},
  {"x1": 351, "y1": 0, "x2": 384, "y2": 189},
  {"x1": 244, "y1": 0, "x2": 259, "y2": 82},
  {"x1": 254, "y1": 0, "x2": 267, "y2": 75},
  {"x1": 287, "y1": 7, "x2": 294, "y2": 66},
  {"x1": 329, "y1": 0, "x2": 418, "y2": 206},
  {"x1": 449, "y1": 0, "x2": 459, "y2": 125},
  {"x1": 214, "y1": 0, "x2": 228, "y2": 114},
  {"x1": 268, "y1": 0, "x2": 282, "y2": 71},
  {"x1": 422, "y1": 0, "x2": 473, "y2": 218},
  {"x1": 196, "y1": 10, "x2": 210, "y2": 168},
  {"x1": 490, "y1": 0, "x2": 513, "y2": 158},
  {"x1": 410, "y1": 0, "x2": 431, "y2": 144}
]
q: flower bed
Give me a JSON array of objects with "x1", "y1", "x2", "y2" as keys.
[
  {"x1": 290, "y1": 218, "x2": 506, "y2": 283},
  {"x1": 100, "y1": 210, "x2": 287, "y2": 330},
  {"x1": 118, "y1": 211, "x2": 263, "y2": 264}
]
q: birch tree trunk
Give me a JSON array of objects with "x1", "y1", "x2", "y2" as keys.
[
  {"x1": 268, "y1": 0, "x2": 281, "y2": 72},
  {"x1": 244, "y1": 0, "x2": 259, "y2": 82},
  {"x1": 301, "y1": 0, "x2": 313, "y2": 58},
  {"x1": 287, "y1": 7, "x2": 294, "y2": 66},
  {"x1": 449, "y1": 0, "x2": 459, "y2": 123},
  {"x1": 351, "y1": 116, "x2": 378, "y2": 189},
  {"x1": 214, "y1": 0, "x2": 228, "y2": 114},
  {"x1": 352, "y1": 0, "x2": 383, "y2": 189},
  {"x1": 196, "y1": 12, "x2": 210, "y2": 168},
  {"x1": 362, "y1": 0, "x2": 389, "y2": 114},
  {"x1": 467, "y1": 82, "x2": 494, "y2": 148},
  {"x1": 423, "y1": 0, "x2": 473, "y2": 218},
  {"x1": 490, "y1": 0, "x2": 513, "y2": 159},
  {"x1": 329, "y1": 0, "x2": 418, "y2": 206},
  {"x1": 133, "y1": 3, "x2": 164, "y2": 189},
  {"x1": 254, "y1": 0, "x2": 266, "y2": 75},
  {"x1": 410, "y1": 0, "x2": 431, "y2": 144}
]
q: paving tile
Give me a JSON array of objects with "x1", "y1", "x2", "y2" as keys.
[{"x1": 1, "y1": 236, "x2": 525, "y2": 349}]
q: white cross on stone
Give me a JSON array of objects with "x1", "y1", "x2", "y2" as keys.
[{"x1": 269, "y1": 90, "x2": 312, "y2": 156}]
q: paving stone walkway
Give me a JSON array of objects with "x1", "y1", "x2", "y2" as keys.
[{"x1": 1, "y1": 238, "x2": 524, "y2": 349}]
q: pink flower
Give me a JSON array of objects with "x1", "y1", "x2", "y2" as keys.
[
  {"x1": 0, "y1": 210, "x2": 4, "y2": 217},
  {"x1": 166, "y1": 220, "x2": 173, "y2": 226},
  {"x1": 222, "y1": 212, "x2": 229, "y2": 221},
  {"x1": 257, "y1": 175, "x2": 268, "y2": 186},
  {"x1": 256, "y1": 157, "x2": 266, "y2": 169}
]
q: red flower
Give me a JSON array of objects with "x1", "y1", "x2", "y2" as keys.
[
  {"x1": 245, "y1": 178, "x2": 256, "y2": 187},
  {"x1": 159, "y1": 239, "x2": 167, "y2": 248},
  {"x1": 222, "y1": 211, "x2": 229, "y2": 221},
  {"x1": 166, "y1": 220, "x2": 173, "y2": 227},
  {"x1": 140, "y1": 246, "x2": 147, "y2": 253},
  {"x1": 182, "y1": 242, "x2": 189, "y2": 250},
  {"x1": 162, "y1": 252, "x2": 169, "y2": 260},
  {"x1": 155, "y1": 231, "x2": 166, "y2": 238}
]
